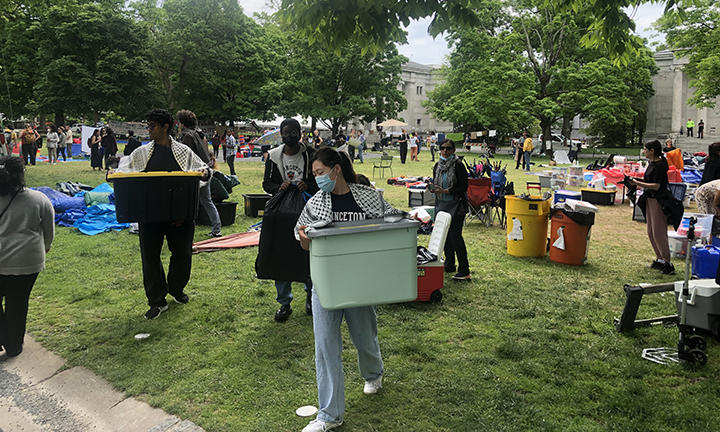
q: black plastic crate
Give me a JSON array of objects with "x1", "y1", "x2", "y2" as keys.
[
  {"x1": 198, "y1": 201, "x2": 237, "y2": 226},
  {"x1": 243, "y1": 193, "x2": 272, "y2": 217},
  {"x1": 109, "y1": 171, "x2": 202, "y2": 223},
  {"x1": 581, "y1": 188, "x2": 615, "y2": 205}
]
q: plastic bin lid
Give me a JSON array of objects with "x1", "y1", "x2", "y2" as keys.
[
  {"x1": 306, "y1": 218, "x2": 419, "y2": 239},
  {"x1": 108, "y1": 171, "x2": 203, "y2": 179}
]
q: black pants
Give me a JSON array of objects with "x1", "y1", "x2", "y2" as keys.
[
  {"x1": 444, "y1": 212, "x2": 469, "y2": 274},
  {"x1": 699, "y1": 127, "x2": 704, "y2": 139},
  {"x1": 0, "y1": 273, "x2": 38, "y2": 355},
  {"x1": 22, "y1": 144, "x2": 36, "y2": 165},
  {"x1": 430, "y1": 146, "x2": 436, "y2": 161},
  {"x1": 226, "y1": 155, "x2": 236, "y2": 176},
  {"x1": 399, "y1": 143, "x2": 407, "y2": 164},
  {"x1": 515, "y1": 151, "x2": 524, "y2": 169},
  {"x1": 138, "y1": 221, "x2": 195, "y2": 307},
  {"x1": 687, "y1": 127, "x2": 693, "y2": 137},
  {"x1": 58, "y1": 146, "x2": 67, "y2": 161}
]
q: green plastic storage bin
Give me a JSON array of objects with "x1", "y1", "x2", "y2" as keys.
[{"x1": 306, "y1": 218, "x2": 419, "y2": 309}]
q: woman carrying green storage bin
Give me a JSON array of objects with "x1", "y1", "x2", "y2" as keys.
[{"x1": 296, "y1": 147, "x2": 402, "y2": 432}]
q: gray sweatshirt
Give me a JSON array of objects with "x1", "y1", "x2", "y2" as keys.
[{"x1": 0, "y1": 189, "x2": 55, "y2": 275}]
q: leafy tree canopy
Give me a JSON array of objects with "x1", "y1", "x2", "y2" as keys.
[{"x1": 654, "y1": 0, "x2": 720, "y2": 106}]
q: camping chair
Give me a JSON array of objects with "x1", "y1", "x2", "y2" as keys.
[
  {"x1": 526, "y1": 181, "x2": 541, "y2": 194},
  {"x1": 465, "y1": 177, "x2": 493, "y2": 226},
  {"x1": 373, "y1": 154, "x2": 393, "y2": 178},
  {"x1": 490, "y1": 171, "x2": 508, "y2": 229}
]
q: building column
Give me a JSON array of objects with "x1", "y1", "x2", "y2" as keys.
[{"x1": 671, "y1": 67, "x2": 684, "y2": 134}]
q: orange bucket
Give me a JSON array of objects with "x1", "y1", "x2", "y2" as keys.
[{"x1": 548, "y1": 209, "x2": 595, "y2": 265}]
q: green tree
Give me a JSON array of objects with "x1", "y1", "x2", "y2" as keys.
[
  {"x1": 654, "y1": 0, "x2": 720, "y2": 106},
  {"x1": 424, "y1": 16, "x2": 536, "y2": 137},
  {"x1": 279, "y1": 0, "x2": 695, "y2": 64},
  {"x1": 131, "y1": 0, "x2": 282, "y2": 122},
  {"x1": 33, "y1": 1, "x2": 157, "y2": 124},
  {"x1": 273, "y1": 25, "x2": 407, "y2": 135}
]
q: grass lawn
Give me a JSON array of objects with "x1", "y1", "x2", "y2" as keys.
[{"x1": 20, "y1": 148, "x2": 720, "y2": 432}]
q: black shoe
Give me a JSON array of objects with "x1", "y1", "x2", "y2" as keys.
[
  {"x1": 207, "y1": 232, "x2": 222, "y2": 238},
  {"x1": 662, "y1": 263, "x2": 676, "y2": 275},
  {"x1": 144, "y1": 305, "x2": 169, "y2": 320},
  {"x1": 173, "y1": 293, "x2": 189, "y2": 304},
  {"x1": 274, "y1": 304, "x2": 292, "y2": 322},
  {"x1": 5, "y1": 347, "x2": 22, "y2": 357},
  {"x1": 305, "y1": 295, "x2": 312, "y2": 316},
  {"x1": 444, "y1": 265, "x2": 456, "y2": 273},
  {"x1": 650, "y1": 260, "x2": 664, "y2": 270},
  {"x1": 452, "y1": 271, "x2": 471, "y2": 281}
]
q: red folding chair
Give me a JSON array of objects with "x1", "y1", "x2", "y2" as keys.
[{"x1": 466, "y1": 177, "x2": 493, "y2": 226}]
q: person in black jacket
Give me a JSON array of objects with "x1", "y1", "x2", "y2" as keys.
[
  {"x1": 124, "y1": 130, "x2": 141, "y2": 156},
  {"x1": 177, "y1": 110, "x2": 221, "y2": 237},
  {"x1": 430, "y1": 139, "x2": 471, "y2": 280},
  {"x1": 630, "y1": 140, "x2": 675, "y2": 275},
  {"x1": 397, "y1": 128, "x2": 408, "y2": 164},
  {"x1": 263, "y1": 118, "x2": 318, "y2": 322},
  {"x1": 700, "y1": 142, "x2": 720, "y2": 186}
]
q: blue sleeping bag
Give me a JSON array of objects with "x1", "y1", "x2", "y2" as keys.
[
  {"x1": 33, "y1": 187, "x2": 86, "y2": 213},
  {"x1": 681, "y1": 169, "x2": 703, "y2": 184}
]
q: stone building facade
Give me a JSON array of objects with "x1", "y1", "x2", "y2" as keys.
[
  {"x1": 646, "y1": 50, "x2": 719, "y2": 138},
  {"x1": 395, "y1": 61, "x2": 454, "y2": 133},
  {"x1": 354, "y1": 61, "x2": 453, "y2": 139}
]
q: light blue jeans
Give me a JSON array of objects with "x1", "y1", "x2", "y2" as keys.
[
  {"x1": 524, "y1": 150, "x2": 532, "y2": 171},
  {"x1": 312, "y1": 289, "x2": 383, "y2": 423},
  {"x1": 275, "y1": 280, "x2": 312, "y2": 306}
]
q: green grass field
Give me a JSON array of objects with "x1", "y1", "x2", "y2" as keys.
[{"x1": 19, "y1": 148, "x2": 720, "y2": 432}]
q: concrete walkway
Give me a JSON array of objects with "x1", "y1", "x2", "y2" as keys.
[{"x1": 0, "y1": 336, "x2": 204, "y2": 432}]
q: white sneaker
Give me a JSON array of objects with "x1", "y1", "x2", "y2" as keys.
[
  {"x1": 302, "y1": 418, "x2": 343, "y2": 432},
  {"x1": 363, "y1": 376, "x2": 383, "y2": 394}
]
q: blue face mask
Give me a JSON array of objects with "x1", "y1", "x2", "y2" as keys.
[
  {"x1": 439, "y1": 155, "x2": 448, "y2": 161},
  {"x1": 316, "y1": 172, "x2": 336, "y2": 193}
]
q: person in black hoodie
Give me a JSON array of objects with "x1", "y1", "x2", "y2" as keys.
[
  {"x1": 430, "y1": 139, "x2": 471, "y2": 280},
  {"x1": 262, "y1": 118, "x2": 318, "y2": 322},
  {"x1": 700, "y1": 142, "x2": 720, "y2": 186},
  {"x1": 630, "y1": 140, "x2": 675, "y2": 275},
  {"x1": 124, "y1": 130, "x2": 142, "y2": 156}
]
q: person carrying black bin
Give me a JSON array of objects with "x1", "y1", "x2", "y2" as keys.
[
  {"x1": 122, "y1": 109, "x2": 210, "y2": 319},
  {"x1": 259, "y1": 118, "x2": 318, "y2": 322}
]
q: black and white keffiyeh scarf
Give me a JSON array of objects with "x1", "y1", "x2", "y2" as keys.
[
  {"x1": 295, "y1": 183, "x2": 402, "y2": 238},
  {"x1": 433, "y1": 154, "x2": 458, "y2": 191}
]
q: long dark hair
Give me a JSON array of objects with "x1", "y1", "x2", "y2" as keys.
[
  {"x1": 708, "y1": 142, "x2": 720, "y2": 162},
  {"x1": 644, "y1": 140, "x2": 664, "y2": 159},
  {"x1": 313, "y1": 147, "x2": 357, "y2": 184},
  {"x1": 0, "y1": 156, "x2": 25, "y2": 196}
]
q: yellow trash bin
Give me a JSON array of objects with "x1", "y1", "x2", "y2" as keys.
[{"x1": 505, "y1": 195, "x2": 551, "y2": 257}]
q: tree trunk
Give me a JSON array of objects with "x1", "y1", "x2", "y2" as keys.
[
  {"x1": 54, "y1": 111, "x2": 65, "y2": 127},
  {"x1": 311, "y1": 117, "x2": 317, "y2": 133},
  {"x1": 540, "y1": 118, "x2": 552, "y2": 155},
  {"x1": 561, "y1": 115, "x2": 572, "y2": 145}
]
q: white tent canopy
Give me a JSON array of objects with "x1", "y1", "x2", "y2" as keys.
[{"x1": 81, "y1": 125, "x2": 100, "y2": 154}]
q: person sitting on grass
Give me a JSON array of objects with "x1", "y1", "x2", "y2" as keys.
[
  {"x1": 0, "y1": 156, "x2": 55, "y2": 357},
  {"x1": 121, "y1": 109, "x2": 210, "y2": 319},
  {"x1": 296, "y1": 147, "x2": 402, "y2": 432}
]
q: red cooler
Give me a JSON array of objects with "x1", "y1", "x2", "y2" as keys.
[{"x1": 549, "y1": 209, "x2": 595, "y2": 265}]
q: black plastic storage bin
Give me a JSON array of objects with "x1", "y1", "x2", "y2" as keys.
[
  {"x1": 108, "y1": 171, "x2": 202, "y2": 223},
  {"x1": 243, "y1": 193, "x2": 272, "y2": 217},
  {"x1": 408, "y1": 189, "x2": 435, "y2": 207},
  {"x1": 198, "y1": 201, "x2": 237, "y2": 226},
  {"x1": 581, "y1": 188, "x2": 615, "y2": 205}
]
